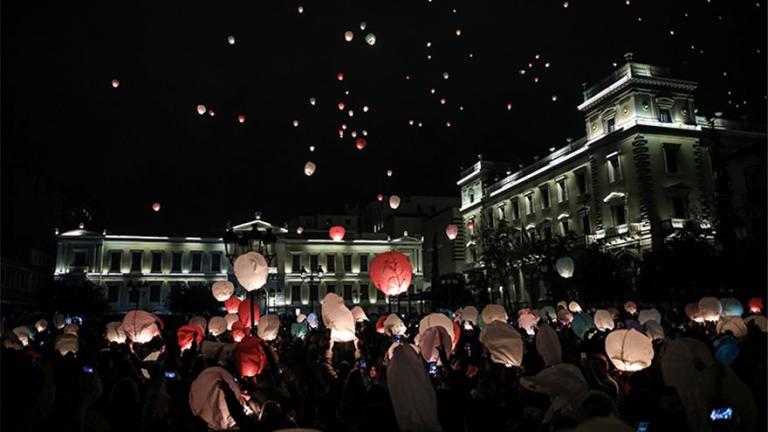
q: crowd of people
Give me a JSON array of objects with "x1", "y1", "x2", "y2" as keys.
[{"x1": 1, "y1": 294, "x2": 766, "y2": 432}]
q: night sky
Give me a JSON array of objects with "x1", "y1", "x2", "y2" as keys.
[{"x1": 2, "y1": 1, "x2": 765, "y2": 237}]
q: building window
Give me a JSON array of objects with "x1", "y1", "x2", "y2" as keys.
[
  {"x1": 128, "y1": 287, "x2": 139, "y2": 304},
  {"x1": 151, "y1": 252, "x2": 163, "y2": 274},
  {"x1": 664, "y1": 144, "x2": 680, "y2": 174},
  {"x1": 540, "y1": 185, "x2": 551, "y2": 209},
  {"x1": 343, "y1": 254, "x2": 352, "y2": 272},
  {"x1": 659, "y1": 108, "x2": 672, "y2": 123},
  {"x1": 527, "y1": 229, "x2": 537, "y2": 242},
  {"x1": 130, "y1": 251, "x2": 142, "y2": 272},
  {"x1": 611, "y1": 205, "x2": 627, "y2": 226},
  {"x1": 561, "y1": 219, "x2": 570, "y2": 235},
  {"x1": 511, "y1": 199, "x2": 520, "y2": 220},
  {"x1": 326, "y1": 284, "x2": 336, "y2": 294},
  {"x1": 191, "y1": 252, "x2": 202, "y2": 272},
  {"x1": 326, "y1": 254, "x2": 336, "y2": 272},
  {"x1": 582, "y1": 213, "x2": 591, "y2": 235},
  {"x1": 343, "y1": 284, "x2": 352, "y2": 302},
  {"x1": 607, "y1": 155, "x2": 622, "y2": 183},
  {"x1": 606, "y1": 117, "x2": 616, "y2": 133},
  {"x1": 377, "y1": 288, "x2": 386, "y2": 301},
  {"x1": 292, "y1": 254, "x2": 301, "y2": 273},
  {"x1": 149, "y1": 284, "x2": 162, "y2": 303},
  {"x1": 107, "y1": 284, "x2": 120, "y2": 303},
  {"x1": 360, "y1": 255, "x2": 369, "y2": 272},
  {"x1": 486, "y1": 210, "x2": 494, "y2": 228},
  {"x1": 672, "y1": 197, "x2": 688, "y2": 219},
  {"x1": 171, "y1": 252, "x2": 182, "y2": 273},
  {"x1": 498, "y1": 206, "x2": 506, "y2": 221},
  {"x1": 291, "y1": 285, "x2": 301, "y2": 303},
  {"x1": 310, "y1": 285, "x2": 318, "y2": 302},
  {"x1": 468, "y1": 190, "x2": 475, "y2": 202},
  {"x1": 211, "y1": 253, "x2": 222, "y2": 272},
  {"x1": 556, "y1": 178, "x2": 568, "y2": 203},
  {"x1": 525, "y1": 193, "x2": 535, "y2": 215},
  {"x1": 543, "y1": 224, "x2": 552, "y2": 240},
  {"x1": 575, "y1": 170, "x2": 588, "y2": 196},
  {"x1": 109, "y1": 252, "x2": 122, "y2": 273},
  {"x1": 360, "y1": 284, "x2": 369, "y2": 302},
  {"x1": 310, "y1": 254, "x2": 319, "y2": 271}
]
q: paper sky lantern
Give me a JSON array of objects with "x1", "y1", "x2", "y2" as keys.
[
  {"x1": 123, "y1": 311, "x2": 163, "y2": 343},
  {"x1": 555, "y1": 257, "x2": 575, "y2": 278},
  {"x1": 211, "y1": 281, "x2": 235, "y2": 302},
  {"x1": 296, "y1": 313, "x2": 307, "y2": 323},
  {"x1": 297, "y1": 5, "x2": 304, "y2": 13},
  {"x1": 572, "y1": 313, "x2": 594, "y2": 339},
  {"x1": 12, "y1": 326, "x2": 31, "y2": 346},
  {"x1": 292, "y1": 119, "x2": 300, "y2": 127},
  {"x1": 389, "y1": 195, "x2": 401, "y2": 209},
  {"x1": 322, "y1": 293, "x2": 356, "y2": 342},
  {"x1": 355, "y1": 138, "x2": 367, "y2": 150},
  {"x1": 105, "y1": 321, "x2": 127, "y2": 344},
  {"x1": 359, "y1": 21, "x2": 367, "y2": 30},
  {"x1": 351, "y1": 305, "x2": 368, "y2": 322},
  {"x1": 238, "y1": 298, "x2": 260, "y2": 328},
  {"x1": 189, "y1": 316, "x2": 207, "y2": 334},
  {"x1": 208, "y1": 317, "x2": 227, "y2": 337},
  {"x1": 645, "y1": 320, "x2": 665, "y2": 341},
  {"x1": 55, "y1": 334, "x2": 78, "y2": 356},
  {"x1": 445, "y1": 224, "x2": 459, "y2": 240},
  {"x1": 537, "y1": 324, "x2": 562, "y2": 366},
  {"x1": 747, "y1": 297, "x2": 763, "y2": 314},
  {"x1": 234, "y1": 252, "x2": 268, "y2": 292},
  {"x1": 418, "y1": 325, "x2": 452, "y2": 363},
  {"x1": 744, "y1": 315, "x2": 767, "y2": 332},
  {"x1": 196, "y1": 104, "x2": 206, "y2": 115},
  {"x1": 234, "y1": 335, "x2": 267, "y2": 377},
  {"x1": 557, "y1": 309, "x2": 574, "y2": 324},
  {"x1": 624, "y1": 301, "x2": 638, "y2": 315},
  {"x1": 419, "y1": 313, "x2": 456, "y2": 349},
  {"x1": 63, "y1": 323, "x2": 79, "y2": 335},
  {"x1": 296, "y1": 226, "x2": 304, "y2": 234},
  {"x1": 720, "y1": 297, "x2": 744, "y2": 317},
  {"x1": 479, "y1": 321, "x2": 523, "y2": 367},
  {"x1": 384, "y1": 313, "x2": 407, "y2": 336},
  {"x1": 329, "y1": 225, "x2": 346, "y2": 241},
  {"x1": 365, "y1": 33, "x2": 376, "y2": 45},
  {"x1": 370, "y1": 251, "x2": 413, "y2": 296},
  {"x1": 716, "y1": 316, "x2": 747, "y2": 337},
  {"x1": 698, "y1": 297, "x2": 722, "y2": 322},
  {"x1": 291, "y1": 321, "x2": 309, "y2": 338},
  {"x1": 594, "y1": 309, "x2": 615, "y2": 331},
  {"x1": 231, "y1": 328, "x2": 246, "y2": 343},
  {"x1": 344, "y1": 31, "x2": 354, "y2": 41},
  {"x1": 375, "y1": 315, "x2": 388, "y2": 334},
  {"x1": 237, "y1": 114, "x2": 246, "y2": 123},
  {"x1": 386, "y1": 169, "x2": 393, "y2": 177},
  {"x1": 376, "y1": 193, "x2": 384, "y2": 202},
  {"x1": 224, "y1": 297, "x2": 241, "y2": 314},
  {"x1": 152, "y1": 202, "x2": 161, "y2": 212},
  {"x1": 111, "y1": 79, "x2": 120, "y2": 88},
  {"x1": 307, "y1": 313, "x2": 319, "y2": 329},
  {"x1": 460, "y1": 306, "x2": 479, "y2": 325},
  {"x1": 189, "y1": 366, "x2": 242, "y2": 431},
  {"x1": 224, "y1": 313, "x2": 239, "y2": 331},
  {"x1": 35, "y1": 319, "x2": 48, "y2": 333},
  {"x1": 53, "y1": 313, "x2": 66, "y2": 330},
  {"x1": 481, "y1": 304, "x2": 508, "y2": 325},
  {"x1": 208, "y1": 110, "x2": 215, "y2": 116},
  {"x1": 3, "y1": 332, "x2": 22, "y2": 350},
  {"x1": 337, "y1": 72, "x2": 344, "y2": 81},
  {"x1": 685, "y1": 302, "x2": 705, "y2": 323},
  {"x1": 518, "y1": 313, "x2": 538, "y2": 335},
  {"x1": 227, "y1": 35, "x2": 235, "y2": 45},
  {"x1": 540, "y1": 306, "x2": 557, "y2": 321},
  {"x1": 304, "y1": 161, "x2": 316, "y2": 176},
  {"x1": 257, "y1": 315, "x2": 280, "y2": 341},
  {"x1": 638, "y1": 308, "x2": 661, "y2": 325},
  {"x1": 567, "y1": 301, "x2": 582, "y2": 313},
  {"x1": 605, "y1": 328, "x2": 654, "y2": 371},
  {"x1": 177, "y1": 325, "x2": 204, "y2": 351}
]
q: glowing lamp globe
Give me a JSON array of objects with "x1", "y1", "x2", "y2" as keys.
[
  {"x1": 369, "y1": 251, "x2": 413, "y2": 296},
  {"x1": 445, "y1": 224, "x2": 459, "y2": 240},
  {"x1": 35, "y1": 319, "x2": 48, "y2": 333},
  {"x1": 555, "y1": 257, "x2": 575, "y2": 279},
  {"x1": 152, "y1": 202, "x2": 161, "y2": 212},
  {"x1": 234, "y1": 251, "x2": 269, "y2": 292},
  {"x1": 111, "y1": 79, "x2": 120, "y2": 88},
  {"x1": 389, "y1": 195, "x2": 401, "y2": 210},
  {"x1": 748, "y1": 297, "x2": 763, "y2": 314},
  {"x1": 234, "y1": 335, "x2": 267, "y2": 377},
  {"x1": 177, "y1": 324, "x2": 204, "y2": 351},
  {"x1": 257, "y1": 314, "x2": 280, "y2": 341},
  {"x1": 605, "y1": 328, "x2": 654, "y2": 372},
  {"x1": 355, "y1": 138, "x2": 367, "y2": 150},
  {"x1": 344, "y1": 31, "x2": 354, "y2": 42},
  {"x1": 594, "y1": 309, "x2": 615, "y2": 331},
  {"x1": 196, "y1": 104, "x2": 206, "y2": 115},
  {"x1": 105, "y1": 321, "x2": 127, "y2": 344},
  {"x1": 211, "y1": 281, "x2": 235, "y2": 302},
  {"x1": 304, "y1": 161, "x2": 316, "y2": 176},
  {"x1": 55, "y1": 334, "x2": 79, "y2": 356},
  {"x1": 122, "y1": 310, "x2": 163, "y2": 343},
  {"x1": 208, "y1": 317, "x2": 227, "y2": 337},
  {"x1": 224, "y1": 313, "x2": 239, "y2": 330},
  {"x1": 329, "y1": 225, "x2": 346, "y2": 241},
  {"x1": 365, "y1": 33, "x2": 376, "y2": 46},
  {"x1": 224, "y1": 296, "x2": 241, "y2": 314},
  {"x1": 237, "y1": 114, "x2": 246, "y2": 123},
  {"x1": 698, "y1": 297, "x2": 722, "y2": 322}
]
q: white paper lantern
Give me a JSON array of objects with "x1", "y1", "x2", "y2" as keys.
[
  {"x1": 479, "y1": 321, "x2": 523, "y2": 367},
  {"x1": 518, "y1": 313, "x2": 538, "y2": 335},
  {"x1": 55, "y1": 334, "x2": 79, "y2": 356},
  {"x1": 344, "y1": 31, "x2": 354, "y2": 42},
  {"x1": 624, "y1": 301, "x2": 638, "y2": 315},
  {"x1": 224, "y1": 313, "x2": 239, "y2": 330},
  {"x1": 419, "y1": 313, "x2": 456, "y2": 349},
  {"x1": 744, "y1": 315, "x2": 767, "y2": 332},
  {"x1": 685, "y1": 302, "x2": 705, "y2": 323},
  {"x1": 698, "y1": 297, "x2": 722, "y2": 322},
  {"x1": 189, "y1": 367, "x2": 242, "y2": 431},
  {"x1": 12, "y1": 326, "x2": 31, "y2": 346},
  {"x1": 716, "y1": 316, "x2": 747, "y2": 337},
  {"x1": 304, "y1": 161, "x2": 316, "y2": 176},
  {"x1": 105, "y1": 321, "x2": 127, "y2": 344},
  {"x1": 605, "y1": 328, "x2": 654, "y2": 371},
  {"x1": 594, "y1": 309, "x2": 615, "y2": 331},
  {"x1": 365, "y1": 33, "x2": 376, "y2": 46},
  {"x1": 196, "y1": 104, "x2": 207, "y2": 115},
  {"x1": 389, "y1": 195, "x2": 401, "y2": 210},
  {"x1": 257, "y1": 315, "x2": 281, "y2": 341},
  {"x1": 35, "y1": 319, "x2": 48, "y2": 333},
  {"x1": 460, "y1": 306, "x2": 479, "y2": 325},
  {"x1": 644, "y1": 320, "x2": 665, "y2": 340},
  {"x1": 351, "y1": 306, "x2": 368, "y2": 322},
  {"x1": 208, "y1": 317, "x2": 227, "y2": 337},
  {"x1": 63, "y1": 323, "x2": 79, "y2": 335},
  {"x1": 123, "y1": 311, "x2": 162, "y2": 343},
  {"x1": 227, "y1": 35, "x2": 235, "y2": 45},
  {"x1": 234, "y1": 252, "x2": 269, "y2": 292},
  {"x1": 321, "y1": 293, "x2": 356, "y2": 342},
  {"x1": 383, "y1": 313, "x2": 407, "y2": 336},
  {"x1": 638, "y1": 308, "x2": 661, "y2": 325},
  {"x1": 556, "y1": 300, "x2": 568, "y2": 310},
  {"x1": 53, "y1": 313, "x2": 66, "y2": 330},
  {"x1": 555, "y1": 257, "x2": 575, "y2": 278},
  {"x1": 418, "y1": 325, "x2": 452, "y2": 363},
  {"x1": 481, "y1": 304, "x2": 508, "y2": 326},
  {"x1": 211, "y1": 281, "x2": 235, "y2": 302},
  {"x1": 567, "y1": 301, "x2": 582, "y2": 313},
  {"x1": 445, "y1": 224, "x2": 459, "y2": 240}
]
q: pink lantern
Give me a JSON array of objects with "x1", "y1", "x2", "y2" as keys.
[
  {"x1": 211, "y1": 281, "x2": 235, "y2": 302},
  {"x1": 467, "y1": 220, "x2": 475, "y2": 230},
  {"x1": 237, "y1": 114, "x2": 246, "y2": 123},
  {"x1": 224, "y1": 296, "x2": 241, "y2": 313},
  {"x1": 234, "y1": 336, "x2": 267, "y2": 377},
  {"x1": 337, "y1": 102, "x2": 346, "y2": 111},
  {"x1": 238, "y1": 298, "x2": 260, "y2": 328},
  {"x1": 337, "y1": 72, "x2": 344, "y2": 81},
  {"x1": 351, "y1": 305, "x2": 369, "y2": 322},
  {"x1": 518, "y1": 313, "x2": 539, "y2": 335},
  {"x1": 122, "y1": 311, "x2": 163, "y2": 343},
  {"x1": 304, "y1": 161, "x2": 316, "y2": 176},
  {"x1": 445, "y1": 224, "x2": 459, "y2": 240},
  {"x1": 355, "y1": 138, "x2": 367, "y2": 150},
  {"x1": 389, "y1": 195, "x2": 401, "y2": 210},
  {"x1": 370, "y1": 251, "x2": 413, "y2": 296},
  {"x1": 152, "y1": 202, "x2": 161, "y2": 212},
  {"x1": 329, "y1": 225, "x2": 346, "y2": 241},
  {"x1": 234, "y1": 251, "x2": 268, "y2": 292},
  {"x1": 196, "y1": 104, "x2": 206, "y2": 115},
  {"x1": 177, "y1": 325, "x2": 204, "y2": 351},
  {"x1": 189, "y1": 367, "x2": 242, "y2": 431},
  {"x1": 377, "y1": 193, "x2": 384, "y2": 202},
  {"x1": 224, "y1": 313, "x2": 239, "y2": 330}
]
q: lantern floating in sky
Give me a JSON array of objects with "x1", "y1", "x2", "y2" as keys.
[
  {"x1": 55, "y1": 334, "x2": 79, "y2": 356},
  {"x1": 234, "y1": 252, "x2": 269, "y2": 292},
  {"x1": 257, "y1": 315, "x2": 280, "y2": 341},
  {"x1": 111, "y1": 79, "x2": 120, "y2": 88},
  {"x1": 605, "y1": 328, "x2": 654, "y2": 371},
  {"x1": 152, "y1": 202, "x2": 161, "y2": 212},
  {"x1": 344, "y1": 31, "x2": 354, "y2": 42},
  {"x1": 123, "y1": 310, "x2": 163, "y2": 343},
  {"x1": 359, "y1": 21, "x2": 367, "y2": 30},
  {"x1": 443, "y1": 72, "x2": 449, "y2": 80},
  {"x1": 445, "y1": 224, "x2": 459, "y2": 240},
  {"x1": 337, "y1": 102, "x2": 345, "y2": 111},
  {"x1": 304, "y1": 161, "x2": 316, "y2": 176},
  {"x1": 297, "y1": 5, "x2": 304, "y2": 13},
  {"x1": 237, "y1": 114, "x2": 246, "y2": 124},
  {"x1": 365, "y1": 33, "x2": 376, "y2": 46},
  {"x1": 551, "y1": 95, "x2": 559, "y2": 102},
  {"x1": 234, "y1": 335, "x2": 267, "y2": 377},
  {"x1": 455, "y1": 29, "x2": 462, "y2": 36},
  {"x1": 555, "y1": 257, "x2": 575, "y2": 278},
  {"x1": 376, "y1": 193, "x2": 384, "y2": 202},
  {"x1": 227, "y1": 35, "x2": 235, "y2": 45},
  {"x1": 389, "y1": 195, "x2": 401, "y2": 209},
  {"x1": 208, "y1": 317, "x2": 227, "y2": 337},
  {"x1": 363, "y1": 105, "x2": 369, "y2": 112},
  {"x1": 293, "y1": 119, "x2": 300, "y2": 127},
  {"x1": 698, "y1": 297, "x2": 722, "y2": 322},
  {"x1": 329, "y1": 225, "x2": 346, "y2": 241},
  {"x1": 208, "y1": 110, "x2": 215, "y2": 116},
  {"x1": 309, "y1": 97, "x2": 316, "y2": 106},
  {"x1": 370, "y1": 251, "x2": 413, "y2": 297},
  {"x1": 296, "y1": 226, "x2": 304, "y2": 234},
  {"x1": 355, "y1": 138, "x2": 367, "y2": 150},
  {"x1": 211, "y1": 280, "x2": 235, "y2": 302},
  {"x1": 196, "y1": 104, "x2": 206, "y2": 115},
  {"x1": 309, "y1": 145, "x2": 315, "y2": 152},
  {"x1": 337, "y1": 72, "x2": 344, "y2": 81},
  {"x1": 224, "y1": 296, "x2": 241, "y2": 314},
  {"x1": 386, "y1": 169, "x2": 393, "y2": 177}
]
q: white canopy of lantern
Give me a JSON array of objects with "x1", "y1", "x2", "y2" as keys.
[
  {"x1": 55, "y1": 333, "x2": 79, "y2": 356},
  {"x1": 624, "y1": 301, "x2": 638, "y2": 315},
  {"x1": 716, "y1": 316, "x2": 747, "y2": 337},
  {"x1": 518, "y1": 313, "x2": 538, "y2": 335},
  {"x1": 189, "y1": 366, "x2": 242, "y2": 431},
  {"x1": 383, "y1": 313, "x2": 407, "y2": 336},
  {"x1": 555, "y1": 257, "x2": 575, "y2": 278},
  {"x1": 638, "y1": 308, "x2": 662, "y2": 325},
  {"x1": 224, "y1": 313, "x2": 239, "y2": 331},
  {"x1": 567, "y1": 301, "x2": 582, "y2": 313},
  {"x1": 208, "y1": 317, "x2": 228, "y2": 337},
  {"x1": 122, "y1": 311, "x2": 162, "y2": 343},
  {"x1": 536, "y1": 323, "x2": 562, "y2": 367},
  {"x1": 211, "y1": 281, "x2": 235, "y2": 302},
  {"x1": 479, "y1": 321, "x2": 523, "y2": 367},
  {"x1": 105, "y1": 321, "x2": 127, "y2": 344},
  {"x1": 644, "y1": 320, "x2": 665, "y2": 340},
  {"x1": 387, "y1": 344, "x2": 442, "y2": 432},
  {"x1": 12, "y1": 326, "x2": 31, "y2": 346},
  {"x1": 321, "y1": 293, "x2": 356, "y2": 342},
  {"x1": 605, "y1": 328, "x2": 654, "y2": 371},
  {"x1": 594, "y1": 309, "x2": 615, "y2": 331},
  {"x1": 35, "y1": 319, "x2": 48, "y2": 333},
  {"x1": 257, "y1": 315, "x2": 281, "y2": 341},
  {"x1": 189, "y1": 316, "x2": 207, "y2": 334},
  {"x1": 481, "y1": 304, "x2": 507, "y2": 326},
  {"x1": 417, "y1": 325, "x2": 452, "y2": 363},
  {"x1": 351, "y1": 305, "x2": 369, "y2": 322},
  {"x1": 519, "y1": 363, "x2": 588, "y2": 424},
  {"x1": 234, "y1": 252, "x2": 269, "y2": 292},
  {"x1": 418, "y1": 313, "x2": 456, "y2": 349},
  {"x1": 698, "y1": 297, "x2": 722, "y2": 322}
]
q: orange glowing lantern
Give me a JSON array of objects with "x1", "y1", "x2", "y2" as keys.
[
  {"x1": 224, "y1": 296, "x2": 241, "y2": 314},
  {"x1": 370, "y1": 251, "x2": 413, "y2": 296},
  {"x1": 238, "y1": 298, "x2": 260, "y2": 328},
  {"x1": 748, "y1": 297, "x2": 763, "y2": 314},
  {"x1": 355, "y1": 138, "x2": 367, "y2": 150},
  {"x1": 445, "y1": 224, "x2": 459, "y2": 240},
  {"x1": 329, "y1": 225, "x2": 346, "y2": 241},
  {"x1": 234, "y1": 335, "x2": 267, "y2": 377},
  {"x1": 177, "y1": 324, "x2": 204, "y2": 351},
  {"x1": 237, "y1": 114, "x2": 246, "y2": 123}
]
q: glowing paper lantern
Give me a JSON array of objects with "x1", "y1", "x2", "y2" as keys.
[
  {"x1": 35, "y1": 319, "x2": 48, "y2": 333},
  {"x1": 304, "y1": 161, "x2": 316, "y2": 176},
  {"x1": 389, "y1": 195, "x2": 401, "y2": 209},
  {"x1": 189, "y1": 316, "x2": 207, "y2": 334},
  {"x1": 177, "y1": 325, "x2": 204, "y2": 351},
  {"x1": 386, "y1": 169, "x2": 393, "y2": 177},
  {"x1": 375, "y1": 315, "x2": 388, "y2": 334},
  {"x1": 63, "y1": 323, "x2": 79, "y2": 335},
  {"x1": 467, "y1": 220, "x2": 474, "y2": 230},
  {"x1": 105, "y1": 321, "x2": 127, "y2": 344},
  {"x1": 605, "y1": 329, "x2": 654, "y2": 371},
  {"x1": 481, "y1": 304, "x2": 508, "y2": 325},
  {"x1": 12, "y1": 326, "x2": 31, "y2": 346},
  {"x1": 123, "y1": 311, "x2": 163, "y2": 343},
  {"x1": 479, "y1": 321, "x2": 523, "y2": 367},
  {"x1": 189, "y1": 366, "x2": 242, "y2": 431},
  {"x1": 572, "y1": 313, "x2": 594, "y2": 339},
  {"x1": 351, "y1": 305, "x2": 368, "y2": 322},
  {"x1": 111, "y1": 79, "x2": 120, "y2": 88},
  {"x1": 196, "y1": 104, "x2": 206, "y2": 115},
  {"x1": 716, "y1": 316, "x2": 747, "y2": 337},
  {"x1": 234, "y1": 335, "x2": 267, "y2": 377},
  {"x1": 344, "y1": 31, "x2": 354, "y2": 42},
  {"x1": 237, "y1": 114, "x2": 246, "y2": 123},
  {"x1": 208, "y1": 317, "x2": 227, "y2": 337},
  {"x1": 337, "y1": 72, "x2": 344, "y2": 81},
  {"x1": 55, "y1": 334, "x2": 78, "y2": 356},
  {"x1": 359, "y1": 21, "x2": 367, "y2": 30},
  {"x1": 369, "y1": 251, "x2": 413, "y2": 296},
  {"x1": 638, "y1": 308, "x2": 661, "y2": 325},
  {"x1": 645, "y1": 320, "x2": 665, "y2": 340},
  {"x1": 365, "y1": 33, "x2": 376, "y2": 45},
  {"x1": 257, "y1": 315, "x2": 280, "y2": 341},
  {"x1": 3, "y1": 332, "x2": 22, "y2": 350},
  {"x1": 355, "y1": 138, "x2": 367, "y2": 150},
  {"x1": 555, "y1": 257, "x2": 575, "y2": 278},
  {"x1": 720, "y1": 297, "x2": 744, "y2": 317},
  {"x1": 445, "y1": 224, "x2": 459, "y2": 240},
  {"x1": 329, "y1": 225, "x2": 346, "y2": 241},
  {"x1": 744, "y1": 315, "x2": 767, "y2": 332},
  {"x1": 296, "y1": 226, "x2": 304, "y2": 234},
  {"x1": 234, "y1": 252, "x2": 268, "y2": 292},
  {"x1": 418, "y1": 325, "x2": 452, "y2": 363},
  {"x1": 321, "y1": 293, "x2": 356, "y2": 342},
  {"x1": 419, "y1": 313, "x2": 456, "y2": 349},
  {"x1": 296, "y1": 314, "x2": 306, "y2": 323},
  {"x1": 540, "y1": 306, "x2": 557, "y2": 321},
  {"x1": 224, "y1": 313, "x2": 239, "y2": 331},
  {"x1": 518, "y1": 313, "x2": 538, "y2": 335},
  {"x1": 747, "y1": 297, "x2": 763, "y2": 314},
  {"x1": 685, "y1": 302, "x2": 704, "y2": 323},
  {"x1": 152, "y1": 202, "x2": 161, "y2": 212},
  {"x1": 231, "y1": 328, "x2": 246, "y2": 343},
  {"x1": 624, "y1": 301, "x2": 638, "y2": 315},
  {"x1": 376, "y1": 193, "x2": 384, "y2": 202},
  {"x1": 53, "y1": 313, "x2": 66, "y2": 330},
  {"x1": 307, "y1": 313, "x2": 319, "y2": 329},
  {"x1": 557, "y1": 309, "x2": 574, "y2": 324},
  {"x1": 460, "y1": 306, "x2": 479, "y2": 325},
  {"x1": 227, "y1": 35, "x2": 235, "y2": 45},
  {"x1": 211, "y1": 281, "x2": 235, "y2": 302},
  {"x1": 238, "y1": 298, "x2": 260, "y2": 328},
  {"x1": 594, "y1": 309, "x2": 615, "y2": 331},
  {"x1": 567, "y1": 301, "x2": 582, "y2": 313},
  {"x1": 698, "y1": 297, "x2": 722, "y2": 322},
  {"x1": 224, "y1": 297, "x2": 241, "y2": 314},
  {"x1": 383, "y1": 313, "x2": 407, "y2": 336},
  {"x1": 291, "y1": 321, "x2": 308, "y2": 338}
]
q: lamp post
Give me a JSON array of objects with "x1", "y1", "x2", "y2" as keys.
[{"x1": 300, "y1": 264, "x2": 324, "y2": 312}]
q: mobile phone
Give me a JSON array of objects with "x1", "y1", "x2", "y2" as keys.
[
  {"x1": 357, "y1": 359, "x2": 367, "y2": 369},
  {"x1": 277, "y1": 366, "x2": 284, "y2": 375},
  {"x1": 710, "y1": 407, "x2": 733, "y2": 421},
  {"x1": 82, "y1": 366, "x2": 94, "y2": 374},
  {"x1": 636, "y1": 421, "x2": 649, "y2": 432},
  {"x1": 393, "y1": 335, "x2": 402, "y2": 343},
  {"x1": 164, "y1": 371, "x2": 177, "y2": 379},
  {"x1": 428, "y1": 362, "x2": 438, "y2": 376},
  {"x1": 464, "y1": 342, "x2": 471, "y2": 352}
]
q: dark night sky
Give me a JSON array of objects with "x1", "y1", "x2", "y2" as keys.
[{"x1": 2, "y1": 1, "x2": 765, "y2": 238}]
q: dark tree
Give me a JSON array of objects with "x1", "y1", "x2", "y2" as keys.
[
  {"x1": 166, "y1": 284, "x2": 221, "y2": 316},
  {"x1": 44, "y1": 273, "x2": 109, "y2": 316}
]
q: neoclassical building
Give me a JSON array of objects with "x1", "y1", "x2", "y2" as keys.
[{"x1": 458, "y1": 59, "x2": 765, "y2": 301}]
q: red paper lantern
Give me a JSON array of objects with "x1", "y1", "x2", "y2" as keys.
[
  {"x1": 748, "y1": 297, "x2": 763, "y2": 314},
  {"x1": 231, "y1": 321, "x2": 247, "y2": 342},
  {"x1": 177, "y1": 324, "x2": 204, "y2": 351},
  {"x1": 237, "y1": 114, "x2": 246, "y2": 123},
  {"x1": 224, "y1": 297, "x2": 242, "y2": 314},
  {"x1": 355, "y1": 138, "x2": 367, "y2": 150},
  {"x1": 452, "y1": 320, "x2": 461, "y2": 351},
  {"x1": 337, "y1": 72, "x2": 344, "y2": 81},
  {"x1": 375, "y1": 315, "x2": 388, "y2": 334},
  {"x1": 234, "y1": 335, "x2": 267, "y2": 377},
  {"x1": 377, "y1": 193, "x2": 384, "y2": 202},
  {"x1": 445, "y1": 224, "x2": 459, "y2": 240},
  {"x1": 238, "y1": 298, "x2": 260, "y2": 328},
  {"x1": 337, "y1": 102, "x2": 346, "y2": 111},
  {"x1": 370, "y1": 251, "x2": 413, "y2": 296},
  {"x1": 329, "y1": 225, "x2": 346, "y2": 241}
]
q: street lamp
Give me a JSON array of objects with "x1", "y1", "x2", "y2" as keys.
[{"x1": 300, "y1": 264, "x2": 324, "y2": 312}]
